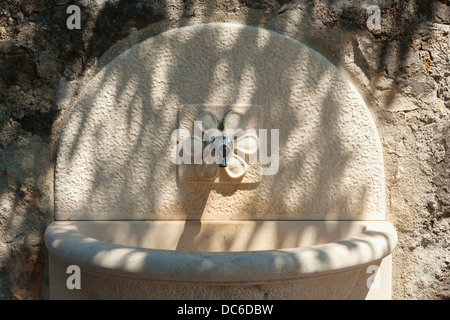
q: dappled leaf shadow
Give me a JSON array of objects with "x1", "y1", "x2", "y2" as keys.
[{"x1": 0, "y1": 0, "x2": 446, "y2": 300}]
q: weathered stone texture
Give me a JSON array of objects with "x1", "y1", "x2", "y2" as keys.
[{"x1": 0, "y1": 0, "x2": 449, "y2": 299}]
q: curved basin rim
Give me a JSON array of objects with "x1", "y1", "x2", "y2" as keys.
[{"x1": 44, "y1": 221, "x2": 397, "y2": 284}]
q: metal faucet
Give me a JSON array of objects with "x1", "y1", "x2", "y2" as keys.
[{"x1": 212, "y1": 135, "x2": 233, "y2": 167}]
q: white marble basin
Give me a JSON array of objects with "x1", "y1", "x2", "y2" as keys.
[{"x1": 45, "y1": 220, "x2": 396, "y2": 289}]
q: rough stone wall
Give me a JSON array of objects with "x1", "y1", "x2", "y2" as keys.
[{"x1": 0, "y1": 0, "x2": 448, "y2": 299}]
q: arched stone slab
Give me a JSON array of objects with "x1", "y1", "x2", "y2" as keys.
[{"x1": 55, "y1": 23, "x2": 385, "y2": 221}]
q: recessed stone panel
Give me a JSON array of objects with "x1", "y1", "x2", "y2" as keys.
[{"x1": 177, "y1": 104, "x2": 262, "y2": 184}]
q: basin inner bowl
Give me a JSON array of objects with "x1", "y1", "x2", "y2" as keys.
[{"x1": 59, "y1": 220, "x2": 365, "y2": 252}]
